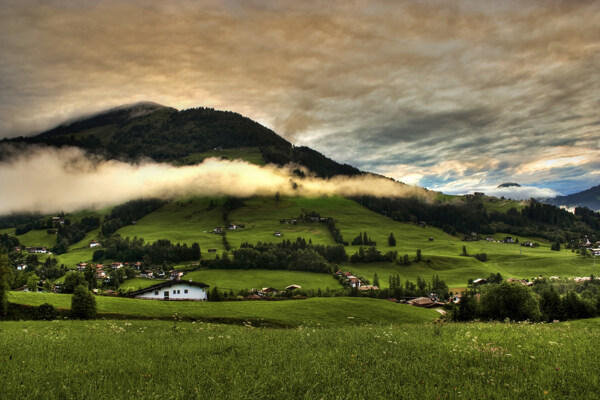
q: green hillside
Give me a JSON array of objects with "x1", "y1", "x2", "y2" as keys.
[
  {"x1": 8, "y1": 293, "x2": 437, "y2": 326},
  {"x1": 8, "y1": 194, "x2": 596, "y2": 291}
]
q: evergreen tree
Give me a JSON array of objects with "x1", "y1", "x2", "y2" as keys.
[
  {"x1": 388, "y1": 232, "x2": 396, "y2": 247},
  {"x1": 416, "y1": 249, "x2": 422, "y2": 262},
  {"x1": 373, "y1": 273, "x2": 380, "y2": 287}
]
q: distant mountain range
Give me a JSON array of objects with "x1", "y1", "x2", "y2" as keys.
[
  {"x1": 546, "y1": 185, "x2": 600, "y2": 211},
  {"x1": 0, "y1": 102, "x2": 360, "y2": 179}
]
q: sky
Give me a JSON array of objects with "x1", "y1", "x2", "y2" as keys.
[{"x1": 0, "y1": 0, "x2": 598, "y2": 198}]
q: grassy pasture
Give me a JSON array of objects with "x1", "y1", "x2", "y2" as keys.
[
  {"x1": 177, "y1": 146, "x2": 266, "y2": 166},
  {"x1": 182, "y1": 269, "x2": 341, "y2": 291},
  {"x1": 0, "y1": 319, "x2": 597, "y2": 399},
  {"x1": 117, "y1": 198, "x2": 225, "y2": 248},
  {"x1": 13, "y1": 229, "x2": 57, "y2": 248},
  {"x1": 8, "y1": 292, "x2": 437, "y2": 326}
]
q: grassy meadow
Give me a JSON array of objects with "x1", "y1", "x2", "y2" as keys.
[
  {"x1": 182, "y1": 269, "x2": 340, "y2": 291},
  {"x1": 8, "y1": 292, "x2": 437, "y2": 326},
  {"x1": 0, "y1": 318, "x2": 598, "y2": 399},
  {"x1": 6, "y1": 195, "x2": 596, "y2": 291}
]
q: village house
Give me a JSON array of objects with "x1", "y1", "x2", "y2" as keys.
[
  {"x1": 472, "y1": 278, "x2": 487, "y2": 285},
  {"x1": 347, "y1": 276, "x2": 361, "y2": 288},
  {"x1": 502, "y1": 236, "x2": 515, "y2": 243},
  {"x1": 590, "y1": 248, "x2": 600, "y2": 256},
  {"x1": 213, "y1": 227, "x2": 223, "y2": 234},
  {"x1": 285, "y1": 284, "x2": 302, "y2": 291},
  {"x1": 408, "y1": 297, "x2": 444, "y2": 308},
  {"x1": 274, "y1": 231, "x2": 282, "y2": 237},
  {"x1": 96, "y1": 269, "x2": 107, "y2": 279},
  {"x1": 227, "y1": 224, "x2": 238, "y2": 230},
  {"x1": 14, "y1": 284, "x2": 44, "y2": 293},
  {"x1": 89, "y1": 240, "x2": 101, "y2": 248},
  {"x1": 77, "y1": 262, "x2": 88, "y2": 272},
  {"x1": 358, "y1": 285, "x2": 379, "y2": 291},
  {"x1": 170, "y1": 271, "x2": 184, "y2": 280},
  {"x1": 27, "y1": 247, "x2": 47, "y2": 254},
  {"x1": 140, "y1": 270, "x2": 154, "y2": 279},
  {"x1": 260, "y1": 287, "x2": 278, "y2": 295},
  {"x1": 128, "y1": 280, "x2": 210, "y2": 301},
  {"x1": 134, "y1": 261, "x2": 142, "y2": 269},
  {"x1": 111, "y1": 262, "x2": 123, "y2": 269}
]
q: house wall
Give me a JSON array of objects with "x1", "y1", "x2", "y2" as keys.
[{"x1": 134, "y1": 283, "x2": 207, "y2": 301}]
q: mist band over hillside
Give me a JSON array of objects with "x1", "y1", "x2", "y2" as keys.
[{"x1": 0, "y1": 146, "x2": 430, "y2": 215}]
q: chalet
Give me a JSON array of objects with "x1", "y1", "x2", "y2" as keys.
[
  {"x1": 27, "y1": 247, "x2": 47, "y2": 254},
  {"x1": 408, "y1": 297, "x2": 444, "y2": 308},
  {"x1": 170, "y1": 271, "x2": 184, "y2": 280},
  {"x1": 347, "y1": 276, "x2": 361, "y2": 287},
  {"x1": 89, "y1": 240, "x2": 101, "y2": 248},
  {"x1": 96, "y1": 270, "x2": 107, "y2": 279},
  {"x1": 274, "y1": 231, "x2": 282, "y2": 237},
  {"x1": 285, "y1": 284, "x2": 302, "y2": 290},
  {"x1": 128, "y1": 280, "x2": 210, "y2": 301},
  {"x1": 77, "y1": 263, "x2": 88, "y2": 271},
  {"x1": 590, "y1": 248, "x2": 600, "y2": 256},
  {"x1": 358, "y1": 285, "x2": 379, "y2": 291},
  {"x1": 14, "y1": 284, "x2": 44, "y2": 293},
  {"x1": 140, "y1": 270, "x2": 154, "y2": 279},
  {"x1": 502, "y1": 236, "x2": 515, "y2": 243},
  {"x1": 260, "y1": 287, "x2": 278, "y2": 294},
  {"x1": 227, "y1": 224, "x2": 238, "y2": 230},
  {"x1": 111, "y1": 262, "x2": 123, "y2": 269},
  {"x1": 213, "y1": 227, "x2": 223, "y2": 234},
  {"x1": 134, "y1": 261, "x2": 142, "y2": 269},
  {"x1": 472, "y1": 278, "x2": 487, "y2": 285},
  {"x1": 208, "y1": 248, "x2": 217, "y2": 253}
]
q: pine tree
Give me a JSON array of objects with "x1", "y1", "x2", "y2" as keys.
[
  {"x1": 373, "y1": 273, "x2": 380, "y2": 287},
  {"x1": 388, "y1": 232, "x2": 396, "y2": 247}
]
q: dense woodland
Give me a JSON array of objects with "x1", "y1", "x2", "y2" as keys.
[{"x1": 356, "y1": 195, "x2": 600, "y2": 244}]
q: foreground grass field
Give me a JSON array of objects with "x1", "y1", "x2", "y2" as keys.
[
  {"x1": 8, "y1": 292, "x2": 437, "y2": 326},
  {"x1": 0, "y1": 318, "x2": 597, "y2": 399}
]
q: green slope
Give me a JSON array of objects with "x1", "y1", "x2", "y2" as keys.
[{"x1": 8, "y1": 293, "x2": 437, "y2": 326}]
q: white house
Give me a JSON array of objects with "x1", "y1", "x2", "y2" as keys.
[
  {"x1": 128, "y1": 280, "x2": 209, "y2": 301},
  {"x1": 89, "y1": 240, "x2": 101, "y2": 248}
]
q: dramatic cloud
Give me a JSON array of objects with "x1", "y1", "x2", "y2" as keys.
[
  {"x1": 0, "y1": 0, "x2": 598, "y2": 194},
  {"x1": 0, "y1": 146, "x2": 429, "y2": 215}
]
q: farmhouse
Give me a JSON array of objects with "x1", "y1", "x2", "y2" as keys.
[
  {"x1": 27, "y1": 247, "x2": 47, "y2": 254},
  {"x1": 89, "y1": 240, "x2": 101, "y2": 248},
  {"x1": 170, "y1": 271, "x2": 184, "y2": 280},
  {"x1": 128, "y1": 280, "x2": 209, "y2": 301}
]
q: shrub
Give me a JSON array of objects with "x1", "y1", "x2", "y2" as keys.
[
  {"x1": 36, "y1": 303, "x2": 58, "y2": 320},
  {"x1": 71, "y1": 285, "x2": 97, "y2": 319}
]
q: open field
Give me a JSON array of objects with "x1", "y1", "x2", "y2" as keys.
[
  {"x1": 119, "y1": 277, "x2": 167, "y2": 291},
  {"x1": 117, "y1": 198, "x2": 225, "y2": 247},
  {"x1": 13, "y1": 229, "x2": 57, "y2": 248},
  {"x1": 0, "y1": 318, "x2": 598, "y2": 399},
  {"x1": 182, "y1": 269, "x2": 341, "y2": 291},
  {"x1": 8, "y1": 292, "x2": 437, "y2": 326},
  {"x1": 5, "y1": 195, "x2": 595, "y2": 289},
  {"x1": 176, "y1": 146, "x2": 266, "y2": 166}
]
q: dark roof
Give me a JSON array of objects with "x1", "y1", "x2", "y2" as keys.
[{"x1": 127, "y1": 280, "x2": 209, "y2": 297}]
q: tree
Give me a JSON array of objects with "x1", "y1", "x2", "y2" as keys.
[
  {"x1": 36, "y1": 303, "x2": 58, "y2": 320},
  {"x1": 452, "y1": 290, "x2": 479, "y2": 321},
  {"x1": 479, "y1": 282, "x2": 541, "y2": 322},
  {"x1": 84, "y1": 266, "x2": 97, "y2": 290},
  {"x1": 27, "y1": 274, "x2": 39, "y2": 292},
  {"x1": 373, "y1": 273, "x2": 380, "y2": 287},
  {"x1": 62, "y1": 271, "x2": 86, "y2": 293},
  {"x1": 70, "y1": 285, "x2": 97, "y2": 319},
  {"x1": 0, "y1": 254, "x2": 10, "y2": 316},
  {"x1": 388, "y1": 233, "x2": 396, "y2": 247},
  {"x1": 415, "y1": 249, "x2": 422, "y2": 262},
  {"x1": 462, "y1": 245, "x2": 468, "y2": 256},
  {"x1": 551, "y1": 241, "x2": 561, "y2": 251}
]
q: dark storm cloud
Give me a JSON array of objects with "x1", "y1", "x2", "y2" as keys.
[{"x1": 0, "y1": 0, "x2": 598, "y2": 194}]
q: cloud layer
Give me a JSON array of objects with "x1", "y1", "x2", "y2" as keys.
[
  {"x1": 0, "y1": 146, "x2": 429, "y2": 215},
  {"x1": 0, "y1": 0, "x2": 598, "y2": 195}
]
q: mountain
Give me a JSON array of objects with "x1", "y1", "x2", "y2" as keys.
[
  {"x1": 497, "y1": 182, "x2": 521, "y2": 188},
  {"x1": 546, "y1": 185, "x2": 600, "y2": 211},
  {"x1": 1, "y1": 103, "x2": 360, "y2": 178}
]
